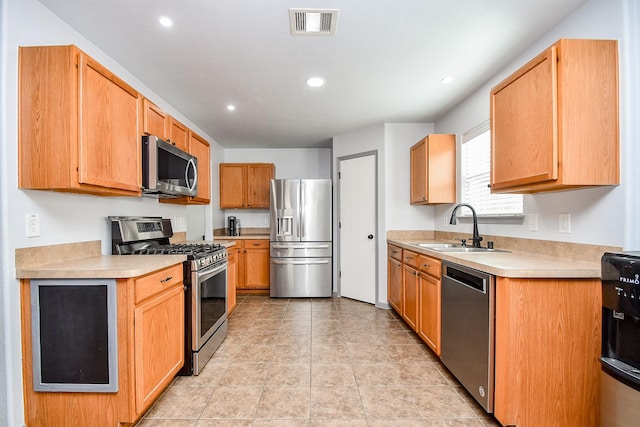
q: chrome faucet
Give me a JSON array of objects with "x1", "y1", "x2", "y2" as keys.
[{"x1": 449, "y1": 203, "x2": 483, "y2": 248}]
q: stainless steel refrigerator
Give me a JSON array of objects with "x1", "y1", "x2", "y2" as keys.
[{"x1": 270, "y1": 179, "x2": 332, "y2": 297}]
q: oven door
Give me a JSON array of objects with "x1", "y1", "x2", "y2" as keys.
[{"x1": 192, "y1": 261, "x2": 227, "y2": 351}]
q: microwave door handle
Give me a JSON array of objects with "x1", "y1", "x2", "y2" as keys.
[{"x1": 186, "y1": 158, "x2": 197, "y2": 192}]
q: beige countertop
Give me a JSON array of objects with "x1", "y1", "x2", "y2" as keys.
[
  {"x1": 388, "y1": 238, "x2": 601, "y2": 278},
  {"x1": 214, "y1": 235, "x2": 270, "y2": 241},
  {"x1": 16, "y1": 254, "x2": 187, "y2": 279}
]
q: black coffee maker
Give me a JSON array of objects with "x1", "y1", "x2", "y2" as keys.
[{"x1": 227, "y1": 216, "x2": 238, "y2": 236}]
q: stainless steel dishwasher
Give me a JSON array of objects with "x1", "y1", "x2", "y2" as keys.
[{"x1": 441, "y1": 261, "x2": 495, "y2": 412}]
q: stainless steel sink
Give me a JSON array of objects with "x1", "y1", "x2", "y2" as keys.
[
  {"x1": 432, "y1": 246, "x2": 509, "y2": 253},
  {"x1": 413, "y1": 243, "x2": 459, "y2": 249},
  {"x1": 410, "y1": 242, "x2": 509, "y2": 253}
]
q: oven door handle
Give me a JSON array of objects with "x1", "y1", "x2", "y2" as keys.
[{"x1": 196, "y1": 261, "x2": 228, "y2": 282}]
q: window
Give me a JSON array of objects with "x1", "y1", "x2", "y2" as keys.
[{"x1": 460, "y1": 121, "x2": 523, "y2": 220}]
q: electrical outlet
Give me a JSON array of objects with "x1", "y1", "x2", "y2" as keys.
[
  {"x1": 528, "y1": 214, "x2": 539, "y2": 231},
  {"x1": 559, "y1": 213, "x2": 571, "y2": 233},
  {"x1": 26, "y1": 213, "x2": 41, "y2": 237}
]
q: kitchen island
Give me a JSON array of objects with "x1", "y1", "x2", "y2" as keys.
[
  {"x1": 16, "y1": 241, "x2": 187, "y2": 427},
  {"x1": 387, "y1": 235, "x2": 608, "y2": 427}
]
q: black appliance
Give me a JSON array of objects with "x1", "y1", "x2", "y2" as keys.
[
  {"x1": 601, "y1": 251, "x2": 640, "y2": 425},
  {"x1": 227, "y1": 215, "x2": 238, "y2": 236},
  {"x1": 109, "y1": 216, "x2": 228, "y2": 376}
]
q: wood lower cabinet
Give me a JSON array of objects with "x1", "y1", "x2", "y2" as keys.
[
  {"x1": 19, "y1": 45, "x2": 141, "y2": 196},
  {"x1": 417, "y1": 254, "x2": 442, "y2": 355},
  {"x1": 490, "y1": 39, "x2": 619, "y2": 193},
  {"x1": 219, "y1": 163, "x2": 275, "y2": 209},
  {"x1": 494, "y1": 276, "x2": 601, "y2": 427},
  {"x1": 236, "y1": 239, "x2": 270, "y2": 293},
  {"x1": 401, "y1": 250, "x2": 419, "y2": 329},
  {"x1": 387, "y1": 244, "x2": 403, "y2": 313},
  {"x1": 410, "y1": 134, "x2": 456, "y2": 204},
  {"x1": 20, "y1": 263, "x2": 185, "y2": 426},
  {"x1": 227, "y1": 245, "x2": 238, "y2": 314}
]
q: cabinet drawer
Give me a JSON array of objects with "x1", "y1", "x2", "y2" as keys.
[
  {"x1": 418, "y1": 255, "x2": 441, "y2": 278},
  {"x1": 244, "y1": 239, "x2": 269, "y2": 249},
  {"x1": 403, "y1": 250, "x2": 419, "y2": 268},
  {"x1": 388, "y1": 244, "x2": 402, "y2": 261},
  {"x1": 134, "y1": 264, "x2": 183, "y2": 304}
]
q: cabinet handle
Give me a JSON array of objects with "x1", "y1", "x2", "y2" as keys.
[{"x1": 160, "y1": 276, "x2": 173, "y2": 283}]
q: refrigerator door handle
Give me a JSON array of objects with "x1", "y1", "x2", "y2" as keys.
[
  {"x1": 272, "y1": 259, "x2": 330, "y2": 265},
  {"x1": 271, "y1": 244, "x2": 330, "y2": 250},
  {"x1": 300, "y1": 181, "x2": 305, "y2": 238}
]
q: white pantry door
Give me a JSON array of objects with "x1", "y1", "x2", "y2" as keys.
[{"x1": 338, "y1": 154, "x2": 377, "y2": 304}]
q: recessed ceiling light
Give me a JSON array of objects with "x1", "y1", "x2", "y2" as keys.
[
  {"x1": 441, "y1": 76, "x2": 454, "y2": 85},
  {"x1": 306, "y1": 77, "x2": 325, "y2": 88},
  {"x1": 226, "y1": 105, "x2": 236, "y2": 111},
  {"x1": 158, "y1": 16, "x2": 173, "y2": 27}
]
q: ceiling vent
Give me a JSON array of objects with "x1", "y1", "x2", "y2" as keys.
[{"x1": 289, "y1": 9, "x2": 338, "y2": 36}]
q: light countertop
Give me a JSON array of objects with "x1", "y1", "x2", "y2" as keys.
[
  {"x1": 16, "y1": 255, "x2": 186, "y2": 279},
  {"x1": 388, "y1": 239, "x2": 601, "y2": 278}
]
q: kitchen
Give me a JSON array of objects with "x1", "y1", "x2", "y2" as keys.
[{"x1": 1, "y1": 0, "x2": 640, "y2": 426}]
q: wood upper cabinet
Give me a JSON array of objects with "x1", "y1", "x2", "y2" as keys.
[
  {"x1": 220, "y1": 163, "x2": 275, "y2": 209},
  {"x1": 168, "y1": 117, "x2": 189, "y2": 151},
  {"x1": 189, "y1": 132, "x2": 211, "y2": 203},
  {"x1": 490, "y1": 39, "x2": 619, "y2": 193},
  {"x1": 387, "y1": 244, "x2": 403, "y2": 314},
  {"x1": 19, "y1": 45, "x2": 141, "y2": 196},
  {"x1": 410, "y1": 134, "x2": 456, "y2": 204},
  {"x1": 494, "y1": 276, "x2": 601, "y2": 427},
  {"x1": 142, "y1": 98, "x2": 169, "y2": 139}
]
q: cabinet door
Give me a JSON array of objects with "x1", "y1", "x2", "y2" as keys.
[
  {"x1": 387, "y1": 257, "x2": 403, "y2": 314},
  {"x1": 410, "y1": 139, "x2": 427, "y2": 203},
  {"x1": 418, "y1": 272, "x2": 441, "y2": 355},
  {"x1": 491, "y1": 47, "x2": 557, "y2": 190},
  {"x1": 142, "y1": 98, "x2": 168, "y2": 139},
  {"x1": 134, "y1": 285, "x2": 184, "y2": 415},
  {"x1": 168, "y1": 117, "x2": 189, "y2": 151},
  {"x1": 220, "y1": 164, "x2": 246, "y2": 208},
  {"x1": 190, "y1": 132, "x2": 211, "y2": 203},
  {"x1": 402, "y1": 264, "x2": 419, "y2": 330},
  {"x1": 79, "y1": 53, "x2": 141, "y2": 193},
  {"x1": 227, "y1": 247, "x2": 237, "y2": 314},
  {"x1": 244, "y1": 241, "x2": 270, "y2": 290},
  {"x1": 247, "y1": 164, "x2": 274, "y2": 208}
]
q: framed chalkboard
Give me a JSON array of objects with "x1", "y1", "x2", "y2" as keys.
[{"x1": 31, "y1": 279, "x2": 118, "y2": 392}]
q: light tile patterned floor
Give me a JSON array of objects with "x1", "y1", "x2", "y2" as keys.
[{"x1": 137, "y1": 296, "x2": 502, "y2": 426}]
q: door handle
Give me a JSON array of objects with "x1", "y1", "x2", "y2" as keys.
[{"x1": 367, "y1": 234, "x2": 374, "y2": 239}]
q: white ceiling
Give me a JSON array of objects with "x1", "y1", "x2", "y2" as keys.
[{"x1": 36, "y1": 0, "x2": 588, "y2": 148}]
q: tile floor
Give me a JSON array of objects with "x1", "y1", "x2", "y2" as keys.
[{"x1": 137, "y1": 295, "x2": 502, "y2": 426}]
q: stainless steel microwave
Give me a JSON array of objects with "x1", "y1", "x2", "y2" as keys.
[{"x1": 142, "y1": 135, "x2": 198, "y2": 197}]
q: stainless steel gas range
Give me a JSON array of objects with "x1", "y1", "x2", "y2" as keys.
[{"x1": 109, "y1": 216, "x2": 228, "y2": 375}]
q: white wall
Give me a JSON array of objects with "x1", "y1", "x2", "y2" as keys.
[
  {"x1": 384, "y1": 123, "x2": 436, "y2": 231},
  {"x1": 434, "y1": 0, "x2": 635, "y2": 248},
  {"x1": 331, "y1": 123, "x2": 436, "y2": 306},
  {"x1": 0, "y1": 0, "x2": 223, "y2": 425},
  {"x1": 221, "y1": 148, "x2": 332, "y2": 229}
]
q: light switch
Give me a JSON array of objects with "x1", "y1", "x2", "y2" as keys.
[
  {"x1": 559, "y1": 213, "x2": 571, "y2": 233},
  {"x1": 528, "y1": 214, "x2": 539, "y2": 231}
]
